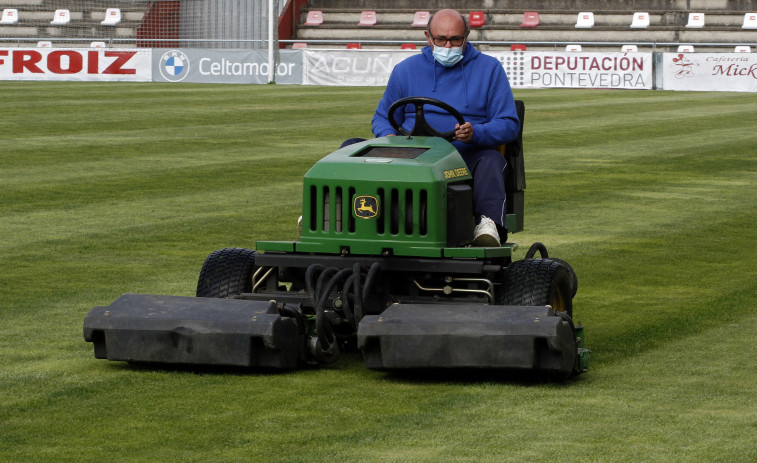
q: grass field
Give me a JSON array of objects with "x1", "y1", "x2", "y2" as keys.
[{"x1": 1, "y1": 82, "x2": 756, "y2": 462}]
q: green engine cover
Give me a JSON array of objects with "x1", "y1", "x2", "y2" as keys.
[{"x1": 291, "y1": 136, "x2": 472, "y2": 257}]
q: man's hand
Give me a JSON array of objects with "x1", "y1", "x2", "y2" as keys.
[{"x1": 454, "y1": 122, "x2": 473, "y2": 143}]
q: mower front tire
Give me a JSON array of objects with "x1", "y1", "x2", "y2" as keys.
[
  {"x1": 499, "y1": 258, "x2": 573, "y2": 318},
  {"x1": 196, "y1": 247, "x2": 257, "y2": 298}
]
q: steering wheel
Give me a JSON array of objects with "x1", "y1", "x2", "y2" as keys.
[{"x1": 387, "y1": 97, "x2": 465, "y2": 141}]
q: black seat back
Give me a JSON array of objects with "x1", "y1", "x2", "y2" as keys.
[{"x1": 499, "y1": 99, "x2": 526, "y2": 232}]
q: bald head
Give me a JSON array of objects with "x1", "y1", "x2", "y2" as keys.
[
  {"x1": 425, "y1": 9, "x2": 469, "y2": 50},
  {"x1": 427, "y1": 9, "x2": 467, "y2": 36}
]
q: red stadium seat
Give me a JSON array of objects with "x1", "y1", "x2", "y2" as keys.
[
  {"x1": 401, "y1": 43, "x2": 417, "y2": 50},
  {"x1": 346, "y1": 43, "x2": 362, "y2": 49},
  {"x1": 292, "y1": 42, "x2": 307, "y2": 49},
  {"x1": 521, "y1": 11, "x2": 539, "y2": 28},
  {"x1": 510, "y1": 44, "x2": 526, "y2": 51},
  {"x1": 469, "y1": 11, "x2": 485, "y2": 28},
  {"x1": 304, "y1": 10, "x2": 323, "y2": 26},
  {"x1": 412, "y1": 11, "x2": 430, "y2": 28},
  {"x1": 358, "y1": 11, "x2": 376, "y2": 27}
]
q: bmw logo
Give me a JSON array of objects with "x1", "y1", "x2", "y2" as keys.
[{"x1": 159, "y1": 50, "x2": 190, "y2": 82}]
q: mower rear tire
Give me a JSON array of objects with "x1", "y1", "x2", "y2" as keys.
[
  {"x1": 499, "y1": 258, "x2": 573, "y2": 318},
  {"x1": 196, "y1": 247, "x2": 257, "y2": 298}
]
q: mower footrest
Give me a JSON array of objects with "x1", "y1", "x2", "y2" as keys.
[
  {"x1": 357, "y1": 304, "x2": 577, "y2": 374},
  {"x1": 83, "y1": 293, "x2": 301, "y2": 368}
]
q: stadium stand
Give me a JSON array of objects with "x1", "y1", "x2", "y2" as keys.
[
  {"x1": 293, "y1": 2, "x2": 757, "y2": 53},
  {"x1": 3, "y1": 1, "x2": 757, "y2": 53},
  {"x1": 400, "y1": 43, "x2": 416, "y2": 49},
  {"x1": 510, "y1": 44, "x2": 526, "y2": 51}
]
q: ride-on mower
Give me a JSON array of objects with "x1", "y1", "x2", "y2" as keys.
[{"x1": 84, "y1": 98, "x2": 590, "y2": 378}]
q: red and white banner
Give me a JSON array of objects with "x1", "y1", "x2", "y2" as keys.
[
  {"x1": 490, "y1": 51, "x2": 654, "y2": 89},
  {"x1": 660, "y1": 53, "x2": 757, "y2": 92},
  {"x1": 0, "y1": 48, "x2": 151, "y2": 81}
]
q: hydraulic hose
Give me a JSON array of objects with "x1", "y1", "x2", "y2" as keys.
[
  {"x1": 525, "y1": 242, "x2": 549, "y2": 259},
  {"x1": 362, "y1": 262, "x2": 381, "y2": 305},
  {"x1": 352, "y1": 263, "x2": 364, "y2": 323}
]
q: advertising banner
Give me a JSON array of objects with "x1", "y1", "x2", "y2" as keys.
[
  {"x1": 660, "y1": 52, "x2": 757, "y2": 92},
  {"x1": 302, "y1": 49, "x2": 653, "y2": 90},
  {"x1": 152, "y1": 49, "x2": 301, "y2": 84},
  {"x1": 0, "y1": 48, "x2": 151, "y2": 81},
  {"x1": 490, "y1": 51, "x2": 654, "y2": 89},
  {"x1": 303, "y1": 49, "x2": 417, "y2": 86}
]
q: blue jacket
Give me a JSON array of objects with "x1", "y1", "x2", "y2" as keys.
[{"x1": 372, "y1": 43, "x2": 520, "y2": 155}]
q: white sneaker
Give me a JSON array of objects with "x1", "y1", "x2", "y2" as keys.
[{"x1": 473, "y1": 216, "x2": 500, "y2": 247}]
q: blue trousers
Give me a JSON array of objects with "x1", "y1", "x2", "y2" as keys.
[{"x1": 340, "y1": 139, "x2": 507, "y2": 231}]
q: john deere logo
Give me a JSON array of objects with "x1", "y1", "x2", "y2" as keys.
[{"x1": 353, "y1": 195, "x2": 379, "y2": 219}]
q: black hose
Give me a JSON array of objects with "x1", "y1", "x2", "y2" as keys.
[
  {"x1": 341, "y1": 274, "x2": 355, "y2": 325},
  {"x1": 362, "y1": 262, "x2": 381, "y2": 304},
  {"x1": 525, "y1": 242, "x2": 549, "y2": 259},
  {"x1": 352, "y1": 263, "x2": 364, "y2": 323},
  {"x1": 315, "y1": 267, "x2": 339, "y2": 304},
  {"x1": 279, "y1": 303, "x2": 306, "y2": 336},
  {"x1": 316, "y1": 268, "x2": 352, "y2": 314},
  {"x1": 305, "y1": 264, "x2": 326, "y2": 300}
]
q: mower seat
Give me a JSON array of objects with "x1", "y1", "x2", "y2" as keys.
[{"x1": 498, "y1": 100, "x2": 526, "y2": 232}]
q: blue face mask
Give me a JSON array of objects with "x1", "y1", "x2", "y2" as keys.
[{"x1": 433, "y1": 45, "x2": 464, "y2": 67}]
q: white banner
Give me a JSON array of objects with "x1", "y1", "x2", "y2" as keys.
[
  {"x1": 660, "y1": 53, "x2": 757, "y2": 92},
  {"x1": 303, "y1": 49, "x2": 417, "y2": 86},
  {"x1": 490, "y1": 51, "x2": 654, "y2": 89},
  {"x1": 0, "y1": 48, "x2": 151, "y2": 82},
  {"x1": 302, "y1": 49, "x2": 653, "y2": 90}
]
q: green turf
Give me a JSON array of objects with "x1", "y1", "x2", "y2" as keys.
[{"x1": 1, "y1": 82, "x2": 755, "y2": 462}]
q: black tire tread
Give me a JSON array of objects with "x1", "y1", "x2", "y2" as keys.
[
  {"x1": 499, "y1": 258, "x2": 573, "y2": 317},
  {"x1": 196, "y1": 247, "x2": 257, "y2": 298}
]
